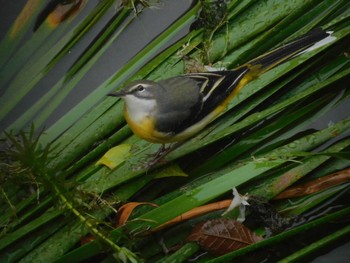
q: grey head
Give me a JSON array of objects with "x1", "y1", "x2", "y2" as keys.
[
  {"x1": 108, "y1": 80, "x2": 165, "y2": 100},
  {"x1": 108, "y1": 80, "x2": 168, "y2": 124}
]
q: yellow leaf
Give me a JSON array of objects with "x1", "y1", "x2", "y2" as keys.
[
  {"x1": 153, "y1": 164, "x2": 188, "y2": 179},
  {"x1": 96, "y1": 144, "x2": 132, "y2": 169}
]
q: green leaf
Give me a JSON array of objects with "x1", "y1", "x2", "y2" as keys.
[{"x1": 153, "y1": 164, "x2": 188, "y2": 179}]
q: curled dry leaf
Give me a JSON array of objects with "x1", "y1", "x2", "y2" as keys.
[
  {"x1": 80, "y1": 202, "x2": 158, "y2": 245},
  {"x1": 115, "y1": 202, "x2": 158, "y2": 227},
  {"x1": 187, "y1": 218, "x2": 263, "y2": 255}
]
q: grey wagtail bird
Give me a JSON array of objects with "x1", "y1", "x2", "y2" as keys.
[{"x1": 109, "y1": 29, "x2": 332, "y2": 146}]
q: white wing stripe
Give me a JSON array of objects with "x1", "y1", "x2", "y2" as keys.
[
  {"x1": 202, "y1": 76, "x2": 225, "y2": 101},
  {"x1": 202, "y1": 70, "x2": 248, "y2": 102}
]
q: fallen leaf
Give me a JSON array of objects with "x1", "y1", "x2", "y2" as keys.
[
  {"x1": 81, "y1": 202, "x2": 159, "y2": 244},
  {"x1": 153, "y1": 164, "x2": 188, "y2": 179},
  {"x1": 96, "y1": 144, "x2": 132, "y2": 169},
  {"x1": 115, "y1": 202, "x2": 158, "y2": 226},
  {"x1": 187, "y1": 218, "x2": 263, "y2": 255}
]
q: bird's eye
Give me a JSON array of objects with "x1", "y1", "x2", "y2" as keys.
[{"x1": 137, "y1": 85, "x2": 145, "y2": 92}]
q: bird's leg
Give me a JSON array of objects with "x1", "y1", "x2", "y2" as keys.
[
  {"x1": 135, "y1": 143, "x2": 183, "y2": 171},
  {"x1": 156, "y1": 143, "x2": 173, "y2": 157},
  {"x1": 143, "y1": 144, "x2": 173, "y2": 168}
]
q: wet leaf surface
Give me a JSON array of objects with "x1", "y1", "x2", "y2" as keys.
[{"x1": 275, "y1": 167, "x2": 350, "y2": 199}]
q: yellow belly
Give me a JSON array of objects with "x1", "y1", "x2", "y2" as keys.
[{"x1": 124, "y1": 109, "x2": 170, "y2": 143}]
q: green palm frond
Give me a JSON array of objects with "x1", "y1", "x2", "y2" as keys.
[{"x1": 1, "y1": 0, "x2": 350, "y2": 262}]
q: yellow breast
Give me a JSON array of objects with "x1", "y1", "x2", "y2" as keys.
[{"x1": 124, "y1": 108, "x2": 171, "y2": 143}]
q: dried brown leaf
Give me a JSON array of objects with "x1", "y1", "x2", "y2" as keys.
[
  {"x1": 187, "y1": 218, "x2": 263, "y2": 255},
  {"x1": 115, "y1": 202, "x2": 158, "y2": 226}
]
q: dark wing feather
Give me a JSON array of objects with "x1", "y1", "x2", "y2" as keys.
[
  {"x1": 155, "y1": 76, "x2": 203, "y2": 134},
  {"x1": 183, "y1": 67, "x2": 249, "y2": 121},
  {"x1": 155, "y1": 67, "x2": 249, "y2": 134}
]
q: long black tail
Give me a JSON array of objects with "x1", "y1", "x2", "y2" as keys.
[{"x1": 248, "y1": 28, "x2": 331, "y2": 71}]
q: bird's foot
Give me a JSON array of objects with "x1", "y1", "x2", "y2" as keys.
[{"x1": 132, "y1": 144, "x2": 174, "y2": 171}]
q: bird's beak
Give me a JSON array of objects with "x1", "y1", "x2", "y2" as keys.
[{"x1": 108, "y1": 90, "x2": 126, "y2": 97}]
